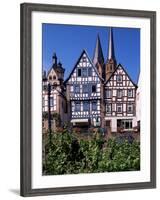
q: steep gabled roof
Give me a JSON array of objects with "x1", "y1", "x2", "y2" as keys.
[
  {"x1": 92, "y1": 34, "x2": 104, "y2": 65},
  {"x1": 104, "y1": 63, "x2": 137, "y2": 88},
  {"x1": 64, "y1": 49, "x2": 104, "y2": 84}
]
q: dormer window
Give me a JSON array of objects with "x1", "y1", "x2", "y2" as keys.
[{"x1": 117, "y1": 75, "x2": 122, "y2": 82}]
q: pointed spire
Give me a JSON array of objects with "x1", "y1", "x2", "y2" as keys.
[
  {"x1": 105, "y1": 28, "x2": 117, "y2": 81},
  {"x1": 93, "y1": 34, "x2": 104, "y2": 66},
  {"x1": 107, "y1": 27, "x2": 116, "y2": 60},
  {"x1": 52, "y1": 52, "x2": 57, "y2": 65}
]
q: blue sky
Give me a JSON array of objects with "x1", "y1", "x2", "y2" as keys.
[{"x1": 42, "y1": 24, "x2": 140, "y2": 83}]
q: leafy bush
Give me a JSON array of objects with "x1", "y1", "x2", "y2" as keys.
[{"x1": 43, "y1": 129, "x2": 140, "y2": 175}]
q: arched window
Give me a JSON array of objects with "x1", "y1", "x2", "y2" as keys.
[{"x1": 53, "y1": 75, "x2": 56, "y2": 80}]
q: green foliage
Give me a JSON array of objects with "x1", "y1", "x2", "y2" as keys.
[{"x1": 43, "y1": 130, "x2": 140, "y2": 175}]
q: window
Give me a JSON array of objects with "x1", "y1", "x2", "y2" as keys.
[
  {"x1": 77, "y1": 68, "x2": 81, "y2": 77},
  {"x1": 83, "y1": 101, "x2": 89, "y2": 111},
  {"x1": 117, "y1": 119, "x2": 132, "y2": 129},
  {"x1": 50, "y1": 97, "x2": 54, "y2": 107},
  {"x1": 75, "y1": 102, "x2": 81, "y2": 111},
  {"x1": 117, "y1": 75, "x2": 122, "y2": 82},
  {"x1": 82, "y1": 68, "x2": 87, "y2": 77},
  {"x1": 92, "y1": 101, "x2": 97, "y2": 111},
  {"x1": 74, "y1": 85, "x2": 80, "y2": 93},
  {"x1": 117, "y1": 89, "x2": 123, "y2": 98},
  {"x1": 117, "y1": 103, "x2": 122, "y2": 113},
  {"x1": 83, "y1": 85, "x2": 88, "y2": 93},
  {"x1": 49, "y1": 76, "x2": 52, "y2": 80},
  {"x1": 92, "y1": 85, "x2": 96, "y2": 93},
  {"x1": 106, "y1": 89, "x2": 112, "y2": 98},
  {"x1": 122, "y1": 120, "x2": 132, "y2": 129},
  {"x1": 128, "y1": 89, "x2": 133, "y2": 97},
  {"x1": 106, "y1": 104, "x2": 112, "y2": 113},
  {"x1": 88, "y1": 68, "x2": 92, "y2": 76},
  {"x1": 53, "y1": 75, "x2": 56, "y2": 80},
  {"x1": 127, "y1": 103, "x2": 134, "y2": 113}
]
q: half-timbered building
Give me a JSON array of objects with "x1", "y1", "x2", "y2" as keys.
[
  {"x1": 104, "y1": 27, "x2": 138, "y2": 132},
  {"x1": 65, "y1": 50, "x2": 103, "y2": 128},
  {"x1": 42, "y1": 53, "x2": 68, "y2": 132},
  {"x1": 104, "y1": 64, "x2": 137, "y2": 132}
]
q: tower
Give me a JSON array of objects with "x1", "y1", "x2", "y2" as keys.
[
  {"x1": 105, "y1": 28, "x2": 117, "y2": 81},
  {"x1": 93, "y1": 34, "x2": 104, "y2": 78},
  {"x1": 47, "y1": 52, "x2": 65, "y2": 88}
]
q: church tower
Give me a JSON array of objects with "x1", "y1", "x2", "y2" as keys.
[
  {"x1": 105, "y1": 28, "x2": 117, "y2": 81},
  {"x1": 93, "y1": 34, "x2": 104, "y2": 78}
]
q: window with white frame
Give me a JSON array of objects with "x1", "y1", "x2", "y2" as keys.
[
  {"x1": 127, "y1": 103, "x2": 134, "y2": 113},
  {"x1": 122, "y1": 119, "x2": 132, "y2": 129},
  {"x1": 83, "y1": 101, "x2": 89, "y2": 111},
  {"x1": 82, "y1": 68, "x2": 87, "y2": 77},
  {"x1": 83, "y1": 85, "x2": 88, "y2": 93},
  {"x1": 117, "y1": 103, "x2": 122, "y2": 113},
  {"x1": 92, "y1": 101, "x2": 97, "y2": 111},
  {"x1": 106, "y1": 89, "x2": 112, "y2": 98},
  {"x1": 74, "y1": 85, "x2": 80, "y2": 93},
  {"x1": 128, "y1": 89, "x2": 133, "y2": 97},
  {"x1": 117, "y1": 74, "x2": 123, "y2": 82},
  {"x1": 88, "y1": 68, "x2": 92, "y2": 76},
  {"x1": 117, "y1": 89, "x2": 123, "y2": 98},
  {"x1": 75, "y1": 101, "x2": 81, "y2": 111},
  {"x1": 106, "y1": 104, "x2": 112, "y2": 113}
]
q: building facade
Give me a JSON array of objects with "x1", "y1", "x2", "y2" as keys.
[
  {"x1": 42, "y1": 27, "x2": 139, "y2": 134},
  {"x1": 42, "y1": 53, "x2": 68, "y2": 133}
]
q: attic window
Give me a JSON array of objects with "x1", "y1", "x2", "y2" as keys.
[
  {"x1": 117, "y1": 75, "x2": 122, "y2": 82},
  {"x1": 82, "y1": 68, "x2": 87, "y2": 77},
  {"x1": 88, "y1": 68, "x2": 92, "y2": 76},
  {"x1": 77, "y1": 68, "x2": 81, "y2": 77}
]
